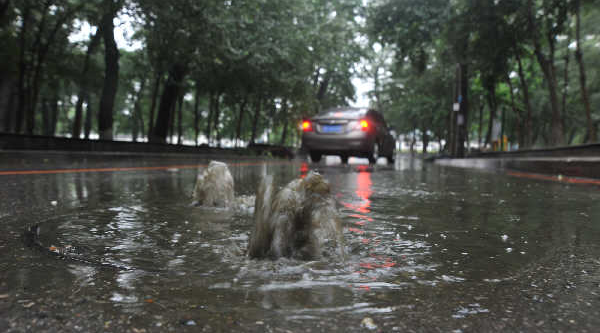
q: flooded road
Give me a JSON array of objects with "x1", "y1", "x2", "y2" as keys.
[{"x1": 1, "y1": 154, "x2": 600, "y2": 332}]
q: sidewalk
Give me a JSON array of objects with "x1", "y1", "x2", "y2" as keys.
[{"x1": 431, "y1": 143, "x2": 600, "y2": 180}]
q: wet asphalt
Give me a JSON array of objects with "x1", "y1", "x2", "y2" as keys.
[{"x1": 1, "y1": 151, "x2": 600, "y2": 332}]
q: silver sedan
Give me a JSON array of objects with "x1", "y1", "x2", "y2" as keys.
[{"x1": 301, "y1": 107, "x2": 395, "y2": 164}]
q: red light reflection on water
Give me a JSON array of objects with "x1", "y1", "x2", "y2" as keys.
[
  {"x1": 341, "y1": 169, "x2": 372, "y2": 214},
  {"x1": 299, "y1": 162, "x2": 309, "y2": 178},
  {"x1": 341, "y1": 169, "x2": 398, "y2": 287}
]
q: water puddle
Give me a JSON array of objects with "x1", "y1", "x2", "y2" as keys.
[{"x1": 5, "y1": 157, "x2": 600, "y2": 331}]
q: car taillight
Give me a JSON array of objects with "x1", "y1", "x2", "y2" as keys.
[
  {"x1": 360, "y1": 120, "x2": 369, "y2": 131},
  {"x1": 302, "y1": 120, "x2": 313, "y2": 132}
]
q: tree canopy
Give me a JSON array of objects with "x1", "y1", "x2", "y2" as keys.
[{"x1": 0, "y1": 0, "x2": 599, "y2": 152}]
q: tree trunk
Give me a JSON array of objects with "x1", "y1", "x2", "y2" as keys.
[
  {"x1": 73, "y1": 29, "x2": 102, "y2": 139},
  {"x1": 410, "y1": 129, "x2": 416, "y2": 155},
  {"x1": 484, "y1": 83, "x2": 497, "y2": 148},
  {"x1": 168, "y1": 96, "x2": 175, "y2": 143},
  {"x1": 0, "y1": 0, "x2": 10, "y2": 26},
  {"x1": 1, "y1": 83, "x2": 16, "y2": 132},
  {"x1": 27, "y1": 2, "x2": 79, "y2": 135},
  {"x1": 456, "y1": 63, "x2": 469, "y2": 157},
  {"x1": 561, "y1": 45, "x2": 569, "y2": 135},
  {"x1": 131, "y1": 77, "x2": 146, "y2": 142},
  {"x1": 279, "y1": 100, "x2": 289, "y2": 146},
  {"x1": 15, "y1": 4, "x2": 30, "y2": 133},
  {"x1": 177, "y1": 92, "x2": 183, "y2": 145},
  {"x1": 516, "y1": 52, "x2": 533, "y2": 147},
  {"x1": 213, "y1": 93, "x2": 221, "y2": 147},
  {"x1": 235, "y1": 97, "x2": 247, "y2": 147},
  {"x1": 422, "y1": 129, "x2": 429, "y2": 154},
  {"x1": 193, "y1": 82, "x2": 200, "y2": 146},
  {"x1": 204, "y1": 91, "x2": 214, "y2": 144},
  {"x1": 147, "y1": 73, "x2": 161, "y2": 137},
  {"x1": 50, "y1": 95, "x2": 58, "y2": 136},
  {"x1": 84, "y1": 95, "x2": 93, "y2": 139},
  {"x1": 506, "y1": 74, "x2": 524, "y2": 148},
  {"x1": 149, "y1": 63, "x2": 186, "y2": 143},
  {"x1": 315, "y1": 71, "x2": 331, "y2": 112},
  {"x1": 478, "y1": 98, "x2": 483, "y2": 148},
  {"x1": 527, "y1": 0, "x2": 564, "y2": 146},
  {"x1": 574, "y1": 0, "x2": 597, "y2": 142},
  {"x1": 98, "y1": 8, "x2": 120, "y2": 141},
  {"x1": 249, "y1": 97, "x2": 262, "y2": 145},
  {"x1": 280, "y1": 121, "x2": 289, "y2": 146},
  {"x1": 41, "y1": 98, "x2": 50, "y2": 136}
]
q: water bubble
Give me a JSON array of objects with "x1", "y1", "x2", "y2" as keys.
[{"x1": 361, "y1": 317, "x2": 378, "y2": 330}]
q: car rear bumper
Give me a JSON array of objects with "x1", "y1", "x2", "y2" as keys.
[{"x1": 301, "y1": 132, "x2": 374, "y2": 155}]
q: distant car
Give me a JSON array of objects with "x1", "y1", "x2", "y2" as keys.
[{"x1": 301, "y1": 107, "x2": 395, "y2": 164}]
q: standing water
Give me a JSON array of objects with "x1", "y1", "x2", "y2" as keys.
[{"x1": 1, "y1": 155, "x2": 600, "y2": 332}]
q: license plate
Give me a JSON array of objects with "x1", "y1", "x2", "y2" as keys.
[{"x1": 322, "y1": 125, "x2": 342, "y2": 133}]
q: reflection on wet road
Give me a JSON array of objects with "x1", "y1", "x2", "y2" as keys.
[{"x1": 1, "y1": 154, "x2": 600, "y2": 332}]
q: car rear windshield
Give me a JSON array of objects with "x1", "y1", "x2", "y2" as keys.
[{"x1": 316, "y1": 108, "x2": 367, "y2": 119}]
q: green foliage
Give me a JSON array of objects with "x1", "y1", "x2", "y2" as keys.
[
  {"x1": 1, "y1": 0, "x2": 599, "y2": 149},
  {"x1": 366, "y1": 0, "x2": 600, "y2": 151},
  {"x1": 0, "y1": 0, "x2": 364, "y2": 146}
]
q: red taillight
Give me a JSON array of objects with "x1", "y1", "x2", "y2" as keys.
[
  {"x1": 302, "y1": 120, "x2": 312, "y2": 132},
  {"x1": 360, "y1": 120, "x2": 369, "y2": 131}
]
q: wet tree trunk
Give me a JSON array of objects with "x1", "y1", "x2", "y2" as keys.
[
  {"x1": 456, "y1": 63, "x2": 469, "y2": 157},
  {"x1": 27, "y1": 2, "x2": 80, "y2": 135},
  {"x1": 15, "y1": 4, "x2": 30, "y2": 133},
  {"x1": 2, "y1": 84, "x2": 16, "y2": 132},
  {"x1": 177, "y1": 92, "x2": 183, "y2": 145},
  {"x1": 478, "y1": 98, "x2": 483, "y2": 148},
  {"x1": 168, "y1": 97, "x2": 175, "y2": 143},
  {"x1": 49, "y1": 95, "x2": 58, "y2": 136},
  {"x1": 149, "y1": 63, "x2": 186, "y2": 143},
  {"x1": 410, "y1": 129, "x2": 416, "y2": 155},
  {"x1": 422, "y1": 129, "x2": 429, "y2": 154},
  {"x1": 506, "y1": 74, "x2": 524, "y2": 148},
  {"x1": 73, "y1": 29, "x2": 102, "y2": 139},
  {"x1": 204, "y1": 91, "x2": 214, "y2": 145},
  {"x1": 484, "y1": 83, "x2": 497, "y2": 148},
  {"x1": 561, "y1": 46, "x2": 570, "y2": 136},
  {"x1": 575, "y1": 0, "x2": 597, "y2": 143},
  {"x1": 147, "y1": 73, "x2": 161, "y2": 137},
  {"x1": 235, "y1": 97, "x2": 247, "y2": 147},
  {"x1": 527, "y1": 0, "x2": 564, "y2": 146},
  {"x1": 279, "y1": 100, "x2": 289, "y2": 146},
  {"x1": 0, "y1": 0, "x2": 10, "y2": 25},
  {"x1": 84, "y1": 95, "x2": 93, "y2": 139},
  {"x1": 131, "y1": 77, "x2": 146, "y2": 142},
  {"x1": 24, "y1": 2, "x2": 51, "y2": 135},
  {"x1": 98, "y1": 8, "x2": 120, "y2": 141},
  {"x1": 280, "y1": 121, "x2": 289, "y2": 146},
  {"x1": 213, "y1": 92, "x2": 221, "y2": 147},
  {"x1": 516, "y1": 52, "x2": 533, "y2": 147},
  {"x1": 315, "y1": 72, "x2": 331, "y2": 112},
  {"x1": 41, "y1": 98, "x2": 50, "y2": 136},
  {"x1": 193, "y1": 82, "x2": 200, "y2": 146},
  {"x1": 249, "y1": 97, "x2": 262, "y2": 145}
]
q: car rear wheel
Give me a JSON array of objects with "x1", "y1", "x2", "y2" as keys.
[
  {"x1": 310, "y1": 151, "x2": 322, "y2": 163},
  {"x1": 368, "y1": 143, "x2": 379, "y2": 165}
]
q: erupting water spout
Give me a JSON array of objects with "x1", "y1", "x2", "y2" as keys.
[
  {"x1": 248, "y1": 171, "x2": 345, "y2": 260},
  {"x1": 193, "y1": 161, "x2": 235, "y2": 208}
]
